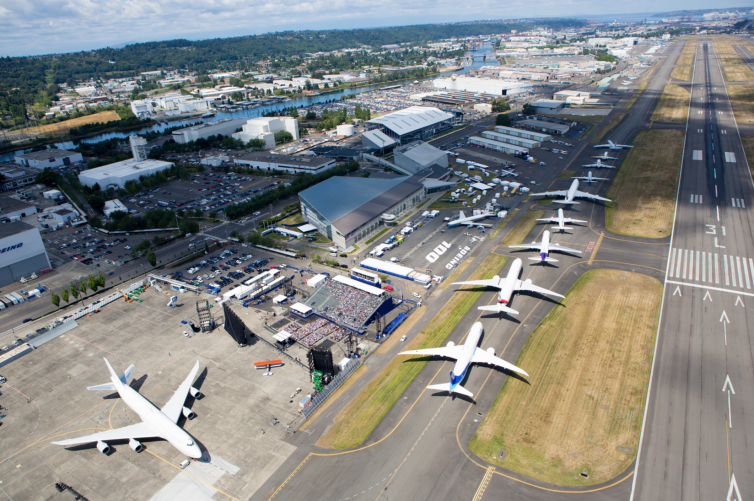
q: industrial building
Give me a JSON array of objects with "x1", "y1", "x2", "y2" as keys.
[
  {"x1": 103, "y1": 199, "x2": 129, "y2": 217},
  {"x1": 234, "y1": 153, "x2": 336, "y2": 174},
  {"x1": 231, "y1": 117, "x2": 299, "y2": 149},
  {"x1": 79, "y1": 159, "x2": 173, "y2": 189},
  {"x1": 432, "y1": 76, "x2": 532, "y2": 96},
  {"x1": 394, "y1": 141, "x2": 448, "y2": 174},
  {"x1": 177, "y1": 99, "x2": 213, "y2": 113},
  {"x1": 515, "y1": 119, "x2": 571, "y2": 136},
  {"x1": 172, "y1": 118, "x2": 247, "y2": 144},
  {"x1": 0, "y1": 222, "x2": 51, "y2": 287},
  {"x1": 366, "y1": 106, "x2": 455, "y2": 144},
  {"x1": 14, "y1": 149, "x2": 83, "y2": 170},
  {"x1": 468, "y1": 136, "x2": 529, "y2": 155},
  {"x1": 0, "y1": 194, "x2": 38, "y2": 222},
  {"x1": 480, "y1": 130, "x2": 542, "y2": 149},
  {"x1": 0, "y1": 165, "x2": 39, "y2": 192},
  {"x1": 51, "y1": 208, "x2": 76, "y2": 223},
  {"x1": 362, "y1": 130, "x2": 397, "y2": 151},
  {"x1": 299, "y1": 175, "x2": 425, "y2": 250},
  {"x1": 531, "y1": 100, "x2": 565, "y2": 114},
  {"x1": 493, "y1": 126, "x2": 552, "y2": 142}
]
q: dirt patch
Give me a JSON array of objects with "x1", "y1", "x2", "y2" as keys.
[
  {"x1": 590, "y1": 113, "x2": 625, "y2": 144},
  {"x1": 727, "y1": 85, "x2": 754, "y2": 125},
  {"x1": 469, "y1": 269, "x2": 662, "y2": 486},
  {"x1": 671, "y1": 66, "x2": 691, "y2": 81},
  {"x1": 651, "y1": 85, "x2": 690, "y2": 124},
  {"x1": 723, "y1": 65, "x2": 754, "y2": 82},
  {"x1": 501, "y1": 210, "x2": 544, "y2": 247},
  {"x1": 605, "y1": 129, "x2": 684, "y2": 238},
  {"x1": 26, "y1": 110, "x2": 121, "y2": 136},
  {"x1": 676, "y1": 54, "x2": 694, "y2": 65},
  {"x1": 719, "y1": 54, "x2": 744, "y2": 65},
  {"x1": 682, "y1": 42, "x2": 697, "y2": 54}
]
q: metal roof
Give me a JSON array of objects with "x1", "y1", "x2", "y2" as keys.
[
  {"x1": 362, "y1": 130, "x2": 397, "y2": 148},
  {"x1": 395, "y1": 141, "x2": 446, "y2": 167},
  {"x1": 367, "y1": 106, "x2": 454, "y2": 136},
  {"x1": 15, "y1": 148, "x2": 79, "y2": 161},
  {"x1": 299, "y1": 177, "x2": 410, "y2": 223},
  {"x1": 0, "y1": 221, "x2": 35, "y2": 238}
]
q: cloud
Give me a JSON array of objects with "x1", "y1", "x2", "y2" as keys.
[{"x1": 0, "y1": 0, "x2": 739, "y2": 56}]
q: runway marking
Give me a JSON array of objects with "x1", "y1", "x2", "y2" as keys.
[
  {"x1": 726, "y1": 420, "x2": 731, "y2": 481},
  {"x1": 724, "y1": 256, "x2": 730, "y2": 286},
  {"x1": 735, "y1": 295, "x2": 744, "y2": 307},
  {"x1": 682, "y1": 249, "x2": 688, "y2": 279},
  {"x1": 690, "y1": 194, "x2": 703, "y2": 204},
  {"x1": 724, "y1": 152, "x2": 736, "y2": 163},
  {"x1": 666, "y1": 280, "x2": 754, "y2": 298},
  {"x1": 704, "y1": 291, "x2": 712, "y2": 301},
  {"x1": 736, "y1": 256, "x2": 745, "y2": 288},
  {"x1": 727, "y1": 473, "x2": 742, "y2": 501},
  {"x1": 715, "y1": 253, "x2": 720, "y2": 284},
  {"x1": 731, "y1": 198, "x2": 745, "y2": 208},
  {"x1": 472, "y1": 466, "x2": 495, "y2": 501},
  {"x1": 701, "y1": 251, "x2": 706, "y2": 282},
  {"x1": 730, "y1": 256, "x2": 737, "y2": 287},
  {"x1": 587, "y1": 233, "x2": 603, "y2": 265},
  {"x1": 695, "y1": 251, "x2": 700, "y2": 282},
  {"x1": 692, "y1": 150, "x2": 703, "y2": 160},
  {"x1": 145, "y1": 449, "x2": 240, "y2": 501}
]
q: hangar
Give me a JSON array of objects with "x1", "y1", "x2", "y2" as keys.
[
  {"x1": 366, "y1": 106, "x2": 455, "y2": 144},
  {"x1": 0, "y1": 222, "x2": 51, "y2": 287}
]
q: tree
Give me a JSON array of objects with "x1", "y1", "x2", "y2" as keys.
[
  {"x1": 89, "y1": 196, "x2": 105, "y2": 213},
  {"x1": 522, "y1": 103, "x2": 536, "y2": 116},
  {"x1": 274, "y1": 130, "x2": 293, "y2": 145},
  {"x1": 146, "y1": 249, "x2": 157, "y2": 267},
  {"x1": 491, "y1": 99, "x2": 511, "y2": 112},
  {"x1": 247, "y1": 138, "x2": 266, "y2": 149},
  {"x1": 70, "y1": 282, "x2": 79, "y2": 300},
  {"x1": 204, "y1": 241, "x2": 210, "y2": 253},
  {"x1": 36, "y1": 168, "x2": 58, "y2": 186},
  {"x1": 496, "y1": 113, "x2": 512, "y2": 127},
  {"x1": 88, "y1": 274, "x2": 97, "y2": 293},
  {"x1": 290, "y1": 107, "x2": 299, "y2": 118},
  {"x1": 97, "y1": 271, "x2": 105, "y2": 288},
  {"x1": 305, "y1": 111, "x2": 317, "y2": 120},
  {"x1": 61, "y1": 288, "x2": 69, "y2": 303},
  {"x1": 51, "y1": 293, "x2": 60, "y2": 308},
  {"x1": 80, "y1": 278, "x2": 88, "y2": 296}
]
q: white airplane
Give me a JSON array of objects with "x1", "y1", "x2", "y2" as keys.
[
  {"x1": 399, "y1": 322, "x2": 528, "y2": 398},
  {"x1": 592, "y1": 151, "x2": 618, "y2": 160},
  {"x1": 509, "y1": 229, "x2": 582, "y2": 263},
  {"x1": 452, "y1": 258, "x2": 564, "y2": 315},
  {"x1": 53, "y1": 358, "x2": 204, "y2": 459},
  {"x1": 582, "y1": 159, "x2": 616, "y2": 169},
  {"x1": 530, "y1": 179, "x2": 612, "y2": 205},
  {"x1": 594, "y1": 140, "x2": 633, "y2": 150},
  {"x1": 537, "y1": 208, "x2": 588, "y2": 232},
  {"x1": 499, "y1": 168, "x2": 519, "y2": 178},
  {"x1": 448, "y1": 210, "x2": 494, "y2": 228},
  {"x1": 572, "y1": 171, "x2": 610, "y2": 184}
]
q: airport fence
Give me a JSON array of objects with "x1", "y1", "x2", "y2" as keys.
[{"x1": 301, "y1": 359, "x2": 362, "y2": 420}]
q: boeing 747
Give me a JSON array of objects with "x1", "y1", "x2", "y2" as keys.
[
  {"x1": 581, "y1": 159, "x2": 616, "y2": 169},
  {"x1": 509, "y1": 229, "x2": 582, "y2": 263},
  {"x1": 537, "y1": 208, "x2": 588, "y2": 232},
  {"x1": 572, "y1": 171, "x2": 610, "y2": 183},
  {"x1": 594, "y1": 139, "x2": 633, "y2": 150},
  {"x1": 530, "y1": 179, "x2": 611, "y2": 205}
]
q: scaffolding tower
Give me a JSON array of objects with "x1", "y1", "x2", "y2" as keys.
[{"x1": 196, "y1": 299, "x2": 214, "y2": 332}]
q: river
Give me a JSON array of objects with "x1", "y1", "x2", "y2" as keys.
[{"x1": 1, "y1": 42, "x2": 495, "y2": 162}]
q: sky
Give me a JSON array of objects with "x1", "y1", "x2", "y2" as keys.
[{"x1": 0, "y1": 0, "x2": 751, "y2": 57}]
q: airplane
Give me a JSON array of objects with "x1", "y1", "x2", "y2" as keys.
[
  {"x1": 448, "y1": 210, "x2": 494, "y2": 228},
  {"x1": 452, "y1": 257, "x2": 564, "y2": 315},
  {"x1": 530, "y1": 179, "x2": 612, "y2": 205},
  {"x1": 509, "y1": 229, "x2": 582, "y2": 263},
  {"x1": 594, "y1": 140, "x2": 633, "y2": 150},
  {"x1": 582, "y1": 159, "x2": 616, "y2": 169},
  {"x1": 537, "y1": 208, "x2": 588, "y2": 232},
  {"x1": 52, "y1": 359, "x2": 204, "y2": 459},
  {"x1": 572, "y1": 171, "x2": 610, "y2": 184},
  {"x1": 398, "y1": 322, "x2": 528, "y2": 398},
  {"x1": 499, "y1": 168, "x2": 519, "y2": 178},
  {"x1": 592, "y1": 151, "x2": 619, "y2": 160}
]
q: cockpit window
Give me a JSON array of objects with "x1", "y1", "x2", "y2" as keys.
[{"x1": 187, "y1": 440, "x2": 194, "y2": 446}]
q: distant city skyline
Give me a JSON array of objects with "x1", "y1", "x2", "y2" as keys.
[{"x1": 0, "y1": 1, "x2": 751, "y2": 57}]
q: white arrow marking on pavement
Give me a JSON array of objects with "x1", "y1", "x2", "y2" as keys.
[
  {"x1": 735, "y1": 295, "x2": 744, "y2": 307},
  {"x1": 723, "y1": 375, "x2": 736, "y2": 394},
  {"x1": 704, "y1": 291, "x2": 712, "y2": 301},
  {"x1": 673, "y1": 286, "x2": 682, "y2": 296},
  {"x1": 720, "y1": 310, "x2": 730, "y2": 323},
  {"x1": 727, "y1": 473, "x2": 741, "y2": 501}
]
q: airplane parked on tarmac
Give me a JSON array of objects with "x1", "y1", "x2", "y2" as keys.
[
  {"x1": 448, "y1": 210, "x2": 495, "y2": 228},
  {"x1": 592, "y1": 151, "x2": 619, "y2": 160},
  {"x1": 572, "y1": 171, "x2": 610, "y2": 183},
  {"x1": 452, "y1": 257, "x2": 564, "y2": 315},
  {"x1": 509, "y1": 230, "x2": 582, "y2": 263},
  {"x1": 530, "y1": 179, "x2": 612, "y2": 205},
  {"x1": 581, "y1": 159, "x2": 616, "y2": 169},
  {"x1": 53, "y1": 359, "x2": 204, "y2": 459},
  {"x1": 537, "y1": 208, "x2": 588, "y2": 232},
  {"x1": 398, "y1": 322, "x2": 528, "y2": 398},
  {"x1": 594, "y1": 139, "x2": 633, "y2": 150}
]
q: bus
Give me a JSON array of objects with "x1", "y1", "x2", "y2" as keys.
[{"x1": 350, "y1": 268, "x2": 381, "y2": 287}]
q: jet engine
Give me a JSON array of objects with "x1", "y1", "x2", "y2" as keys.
[
  {"x1": 96, "y1": 441, "x2": 110, "y2": 454},
  {"x1": 446, "y1": 341, "x2": 455, "y2": 348},
  {"x1": 129, "y1": 438, "x2": 143, "y2": 453},
  {"x1": 183, "y1": 406, "x2": 196, "y2": 420},
  {"x1": 525, "y1": 279, "x2": 532, "y2": 285},
  {"x1": 487, "y1": 347, "x2": 496, "y2": 356},
  {"x1": 189, "y1": 387, "x2": 203, "y2": 399}
]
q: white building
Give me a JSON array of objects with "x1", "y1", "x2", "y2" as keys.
[
  {"x1": 103, "y1": 199, "x2": 128, "y2": 217},
  {"x1": 432, "y1": 76, "x2": 532, "y2": 96},
  {"x1": 234, "y1": 153, "x2": 336, "y2": 174},
  {"x1": 0, "y1": 194, "x2": 38, "y2": 221},
  {"x1": 154, "y1": 93, "x2": 191, "y2": 110},
  {"x1": 198, "y1": 86, "x2": 245, "y2": 99},
  {"x1": 15, "y1": 149, "x2": 83, "y2": 170},
  {"x1": 232, "y1": 117, "x2": 299, "y2": 149},
  {"x1": 172, "y1": 118, "x2": 247, "y2": 144},
  {"x1": 74, "y1": 85, "x2": 97, "y2": 96},
  {"x1": 177, "y1": 99, "x2": 212, "y2": 113},
  {"x1": 130, "y1": 99, "x2": 154, "y2": 117},
  {"x1": 0, "y1": 222, "x2": 51, "y2": 286},
  {"x1": 51, "y1": 208, "x2": 77, "y2": 223}
]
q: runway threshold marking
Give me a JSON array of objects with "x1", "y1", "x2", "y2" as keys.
[
  {"x1": 665, "y1": 280, "x2": 754, "y2": 298},
  {"x1": 472, "y1": 466, "x2": 495, "y2": 501}
]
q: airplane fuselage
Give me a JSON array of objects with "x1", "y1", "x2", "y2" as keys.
[
  {"x1": 450, "y1": 322, "x2": 483, "y2": 389},
  {"x1": 540, "y1": 230, "x2": 551, "y2": 261},
  {"x1": 497, "y1": 258, "x2": 522, "y2": 303},
  {"x1": 564, "y1": 180, "x2": 579, "y2": 204}
]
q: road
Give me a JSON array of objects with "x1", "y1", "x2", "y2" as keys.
[{"x1": 632, "y1": 41, "x2": 754, "y2": 500}]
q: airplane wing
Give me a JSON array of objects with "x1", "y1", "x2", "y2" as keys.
[
  {"x1": 161, "y1": 361, "x2": 201, "y2": 423},
  {"x1": 593, "y1": 144, "x2": 610, "y2": 149},
  {"x1": 508, "y1": 242, "x2": 542, "y2": 250},
  {"x1": 515, "y1": 279, "x2": 565, "y2": 298},
  {"x1": 453, "y1": 278, "x2": 501, "y2": 288},
  {"x1": 536, "y1": 217, "x2": 558, "y2": 223},
  {"x1": 575, "y1": 190, "x2": 611, "y2": 202},
  {"x1": 530, "y1": 190, "x2": 567, "y2": 198},
  {"x1": 549, "y1": 243, "x2": 583, "y2": 254},
  {"x1": 399, "y1": 346, "x2": 464, "y2": 360},
  {"x1": 52, "y1": 422, "x2": 159, "y2": 447},
  {"x1": 470, "y1": 348, "x2": 529, "y2": 377},
  {"x1": 467, "y1": 223, "x2": 492, "y2": 228},
  {"x1": 563, "y1": 218, "x2": 588, "y2": 224}
]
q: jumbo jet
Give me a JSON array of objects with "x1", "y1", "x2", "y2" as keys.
[
  {"x1": 452, "y1": 257, "x2": 564, "y2": 315},
  {"x1": 582, "y1": 159, "x2": 616, "y2": 170},
  {"x1": 537, "y1": 208, "x2": 588, "y2": 232},
  {"x1": 572, "y1": 171, "x2": 610, "y2": 184},
  {"x1": 53, "y1": 359, "x2": 204, "y2": 459},
  {"x1": 399, "y1": 322, "x2": 528, "y2": 398},
  {"x1": 509, "y1": 230, "x2": 582, "y2": 263},
  {"x1": 530, "y1": 179, "x2": 612, "y2": 205},
  {"x1": 592, "y1": 151, "x2": 618, "y2": 160},
  {"x1": 448, "y1": 210, "x2": 494, "y2": 228},
  {"x1": 594, "y1": 140, "x2": 633, "y2": 150}
]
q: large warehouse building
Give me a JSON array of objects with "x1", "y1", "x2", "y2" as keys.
[
  {"x1": 366, "y1": 106, "x2": 455, "y2": 144},
  {"x1": 232, "y1": 117, "x2": 299, "y2": 149},
  {"x1": 234, "y1": 153, "x2": 336, "y2": 174},
  {"x1": 78, "y1": 158, "x2": 173, "y2": 189},
  {"x1": 299, "y1": 175, "x2": 425, "y2": 250},
  {"x1": 172, "y1": 118, "x2": 247, "y2": 144},
  {"x1": 432, "y1": 76, "x2": 532, "y2": 96},
  {"x1": 394, "y1": 141, "x2": 448, "y2": 174},
  {"x1": 14, "y1": 149, "x2": 83, "y2": 170},
  {"x1": 0, "y1": 222, "x2": 51, "y2": 287},
  {"x1": 0, "y1": 195, "x2": 38, "y2": 222}
]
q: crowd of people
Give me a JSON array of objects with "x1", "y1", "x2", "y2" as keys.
[
  {"x1": 285, "y1": 318, "x2": 350, "y2": 347},
  {"x1": 315, "y1": 281, "x2": 384, "y2": 328}
]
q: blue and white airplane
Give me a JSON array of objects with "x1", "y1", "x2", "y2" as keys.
[
  {"x1": 53, "y1": 358, "x2": 204, "y2": 459},
  {"x1": 399, "y1": 322, "x2": 528, "y2": 398},
  {"x1": 509, "y1": 229, "x2": 582, "y2": 263},
  {"x1": 448, "y1": 210, "x2": 495, "y2": 228}
]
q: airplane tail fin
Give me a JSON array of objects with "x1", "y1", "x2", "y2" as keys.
[
  {"x1": 427, "y1": 383, "x2": 474, "y2": 398},
  {"x1": 551, "y1": 226, "x2": 573, "y2": 230},
  {"x1": 88, "y1": 362, "x2": 135, "y2": 391},
  {"x1": 478, "y1": 304, "x2": 519, "y2": 315}
]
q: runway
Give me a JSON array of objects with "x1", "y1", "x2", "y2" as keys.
[{"x1": 632, "y1": 41, "x2": 754, "y2": 500}]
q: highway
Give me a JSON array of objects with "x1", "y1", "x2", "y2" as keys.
[{"x1": 632, "y1": 41, "x2": 754, "y2": 501}]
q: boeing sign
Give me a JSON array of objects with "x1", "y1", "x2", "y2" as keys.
[{"x1": 0, "y1": 242, "x2": 23, "y2": 254}]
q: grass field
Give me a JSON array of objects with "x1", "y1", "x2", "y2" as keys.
[
  {"x1": 501, "y1": 210, "x2": 544, "y2": 247},
  {"x1": 726, "y1": 85, "x2": 754, "y2": 125},
  {"x1": 278, "y1": 212, "x2": 305, "y2": 225},
  {"x1": 487, "y1": 209, "x2": 520, "y2": 240},
  {"x1": 316, "y1": 254, "x2": 508, "y2": 450},
  {"x1": 469, "y1": 269, "x2": 662, "y2": 486},
  {"x1": 557, "y1": 170, "x2": 576, "y2": 179},
  {"x1": 723, "y1": 65, "x2": 754, "y2": 82},
  {"x1": 671, "y1": 66, "x2": 691, "y2": 81},
  {"x1": 26, "y1": 110, "x2": 120, "y2": 136},
  {"x1": 719, "y1": 54, "x2": 744, "y2": 65},
  {"x1": 589, "y1": 113, "x2": 625, "y2": 144},
  {"x1": 605, "y1": 129, "x2": 684, "y2": 238},
  {"x1": 682, "y1": 42, "x2": 697, "y2": 53},
  {"x1": 650, "y1": 85, "x2": 690, "y2": 124},
  {"x1": 676, "y1": 53, "x2": 694, "y2": 65},
  {"x1": 742, "y1": 136, "x2": 754, "y2": 177}
]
